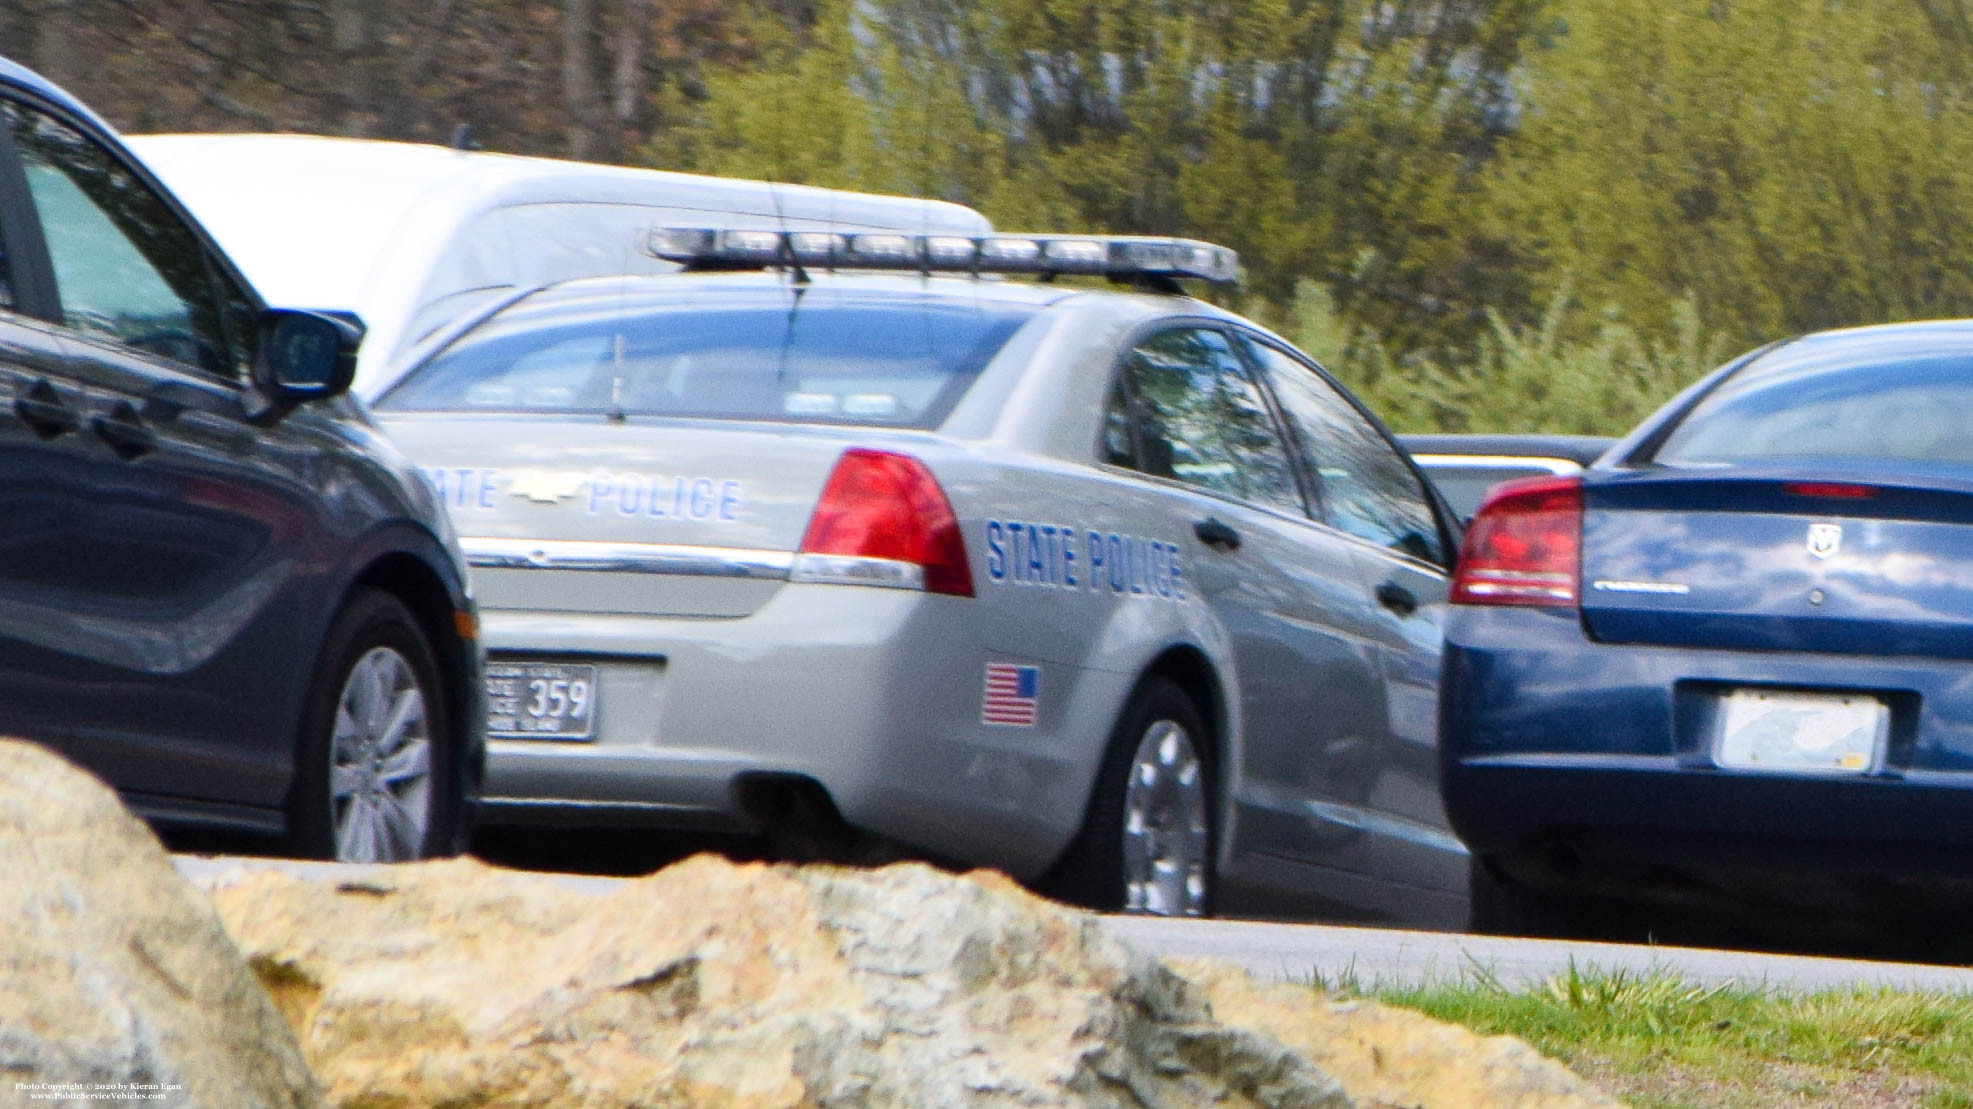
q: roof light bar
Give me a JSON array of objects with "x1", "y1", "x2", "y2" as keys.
[
  {"x1": 646, "y1": 228, "x2": 1240, "y2": 285},
  {"x1": 924, "y1": 236, "x2": 977, "y2": 267},
  {"x1": 789, "y1": 231, "x2": 847, "y2": 262}
]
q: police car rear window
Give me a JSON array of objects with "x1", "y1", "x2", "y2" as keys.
[{"x1": 377, "y1": 299, "x2": 1036, "y2": 429}]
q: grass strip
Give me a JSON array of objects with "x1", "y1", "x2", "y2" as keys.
[{"x1": 1334, "y1": 963, "x2": 1973, "y2": 1108}]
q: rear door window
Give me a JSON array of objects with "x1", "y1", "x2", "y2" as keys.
[
  {"x1": 1107, "y1": 326, "x2": 1306, "y2": 516},
  {"x1": 380, "y1": 294, "x2": 1035, "y2": 430}
]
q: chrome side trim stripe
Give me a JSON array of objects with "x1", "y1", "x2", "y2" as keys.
[
  {"x1": 789, "y1": 553, "x2": 926, "y2": 591},
  {"x1": 462, "y1": 537, "x2": 794, "y2": 580}
]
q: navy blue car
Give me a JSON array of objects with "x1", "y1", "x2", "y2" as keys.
[
  {"x1": 1441, "y1": 320, "x2": 1973, "y2": 937},
  {"x1": 0, "y1": 58, "x2": 483, "y2": 861}
]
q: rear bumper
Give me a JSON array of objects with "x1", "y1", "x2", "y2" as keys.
[
  {"x1": 1441, "y1": 607, "x2": 1973, "y2": 910},
  {"x1": 471, "y1": 581, "x2": 1127, "y2": 879}
]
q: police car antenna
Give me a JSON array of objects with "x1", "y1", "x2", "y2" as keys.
[
  {"x1": 763, "y1": 65, "x2": 810, "y2": 287},
  {"x1": 607, "y1": 247, "x2": 633, "y2": 424},
  {"x1": 765, "y1": 181, "x2": 812, "y2": 287},
  {"x1": 761, "y1": 182, "x2": 809, "y2": 385}
]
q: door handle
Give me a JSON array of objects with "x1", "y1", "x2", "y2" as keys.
[
  {"x1": 1375, "y1": 580, "x2": 1418, "y2": 616},
  {"x1": 91, "y1": 401, "x2": 157, "y2": 460},
  {"x1": 14, "y1": 380, "x2": 81, "y2": 439},
  {"x1": 1193, "y1": 517, "x2": 1242, "y2": 552}
]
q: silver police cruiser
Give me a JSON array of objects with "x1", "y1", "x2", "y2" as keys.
[{"x1": 371, "y1": 228, "x2": 1464, "y2": 923}]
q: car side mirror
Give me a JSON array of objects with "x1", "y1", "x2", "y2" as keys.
[{"x1": 253, "y1": 309, "x2": 360, "y2": 411}]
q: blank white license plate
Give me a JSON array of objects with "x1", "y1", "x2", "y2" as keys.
[
  {"x1": 486, "y1": 661, "x2": 598, "y2": 741},
  {"x1": 1714, "y1": 689, "x2": 1886, "y2": 774}
]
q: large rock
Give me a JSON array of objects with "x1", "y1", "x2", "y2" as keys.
[
  {"x1": 0, "y1": 740, "x2": 320, "y2": 1109},
  {"x1": 1181, "y1": 960, "x2": 1625, "y2": 1109},
  {"x1": 199, "y1": 854, "x2": 1621, "y2": 1109}
]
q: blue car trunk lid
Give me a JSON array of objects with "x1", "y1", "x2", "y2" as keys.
[{"x1": 1579, "y1": 469, "x2": 1973, "y2": 660}]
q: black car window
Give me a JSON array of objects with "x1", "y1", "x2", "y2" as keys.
[
  {"x1": 1117, "y1": 326, "x2": 1305, "y2": 516},
  {"x1": 382, "y1": 296, "x2": 1034, "y2": 430},
  {"x1": 1240, "y1": 334, "x2": 1445, "y2": 564},
  {"x1": 4, "y1": 102, "x2": 237, "y2": 377}
]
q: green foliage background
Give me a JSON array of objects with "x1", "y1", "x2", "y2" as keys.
[
  {"x1": 21, "y1": 0, "x2": 1973, "y2": 434},
  {"x1": 651, "y1": 0, "x2": 1973, "y2": 433}
]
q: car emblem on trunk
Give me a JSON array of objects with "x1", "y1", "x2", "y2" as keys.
[
  {"x1": 507, "y1": 470, "x2": 589, "y2": 503},
  {"x1": 1806, "y1": 522, "x2": 1843, "y2": 560}
]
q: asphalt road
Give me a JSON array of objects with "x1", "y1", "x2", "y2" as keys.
[
  {"x1": 173, "y1": 854, "x2": 1973, "y2": 996},
  {"x1": 1103, "y1": 914, "x2": 1973, "y2": 994}
]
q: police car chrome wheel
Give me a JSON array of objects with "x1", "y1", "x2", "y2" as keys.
[
  {"x1": 1122, "y1": 718, "x2": 1210, "y2": 916},
  {"x1": 328, "y1": 645, "x2": 434, "y2": 863}
]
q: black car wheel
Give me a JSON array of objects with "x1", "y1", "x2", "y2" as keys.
[
  {"x1": 287, "y1": 589, "x2": 460, "y2": 862},
  {"x1": 1044, "y1": 677, "x2": 1214, "y2": 916}
]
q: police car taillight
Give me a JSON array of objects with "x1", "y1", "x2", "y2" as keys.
[
  {"x1": 793, "y1": 449, "x2": 975, "y2": 597},
  {"x1": 1450, "y1": 475, "x2": 1582, "y2": 608}
]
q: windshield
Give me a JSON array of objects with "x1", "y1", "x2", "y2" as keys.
[
  {"x1": 1654, "y1": 345, "x2": 1973, "y2": 466},
  {"x1": 377, "y1": 294, "x2": 1038, "y2": 429}
]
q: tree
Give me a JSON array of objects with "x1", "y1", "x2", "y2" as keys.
[
  {"x1": 0, "y1": 0, "x2": 742, "y2": 157},
  {"x1": 1482, "y1": 0, "x2": 1973, "y2": 350},
  {"x1": 654, "y1": 0, "x2": 1549, "y2": 340}
]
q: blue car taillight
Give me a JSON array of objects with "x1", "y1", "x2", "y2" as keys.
[{"x1": 1450, "y1": 474, "x2": 1583, "y2": 607}]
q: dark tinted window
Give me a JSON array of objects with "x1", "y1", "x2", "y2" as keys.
[
  {"x1": 1241, "y1": 335, "x2": 1445, "y2": 564},
  {"x1": 5, "y1": 103, "x2": 237, "y2": 376},
  {"x1": 381, "y1": 297, "x2": 1035, "y2": 429},
  {"x1": 1657, "y1": 347, "x2": 1973, "y2": 465},
  {"x1": 1117, "y1": 327, "x2": 1304, "y2": 516}
]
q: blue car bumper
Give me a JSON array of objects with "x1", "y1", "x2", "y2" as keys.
[{"x1": 1440, "y1": 607, "x2": 1973, "y2": 912}]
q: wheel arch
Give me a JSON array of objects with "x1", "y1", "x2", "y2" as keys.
[
  {"x1": 1136, "y1": 643, "x2": 1227, "y2": 775},
  {"x1": 1062, "y1": 641, "x2": 1230, "y2": 842},
  {"x1": 1132, "y1": 644, "x2": 1234, "y2": 886},
  {"x1": 1035, "y1": 642, "x2": 1227, "y2": 912},
  {"x1": 345, "y1": 551, "x2": 485, "y2": 843}
]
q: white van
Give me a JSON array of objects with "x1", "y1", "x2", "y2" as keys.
[{"x1": 127, "y1": 133, "x2": 994, "y2": 396}]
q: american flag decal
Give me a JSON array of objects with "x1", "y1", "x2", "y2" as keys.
[{"x1": 981, "y1": 663, "x2": 1041, "y2": 726}]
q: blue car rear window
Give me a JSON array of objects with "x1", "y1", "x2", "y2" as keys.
[
  {"x1": 1656, "y1": 351, "x2": 1973, "y2": 465},
  {"x1": 377, "y1": 298, "x2": 1037, "y2": 429}
]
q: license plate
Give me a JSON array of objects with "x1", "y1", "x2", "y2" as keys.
[
  {"x1": 486, "y1": 661, "x2": 599, "y2": 741},
  {"x1": 1714, "y1": 689, "x2": 1886, "y2": 774}
]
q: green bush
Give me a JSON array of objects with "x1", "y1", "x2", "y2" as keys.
[{"x1": 1273, "y1": 279, "x2": 1734, "y2": 436}]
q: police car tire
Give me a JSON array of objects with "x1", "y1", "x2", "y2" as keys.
[
  {"x1": 1042, "y1": 676, "x2": 1214, "y2": 915},
  {"x1": 286, "y1": 588, "x2": 462, "y2": 861}
]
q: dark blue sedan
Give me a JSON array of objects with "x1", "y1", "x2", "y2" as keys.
[{"x1": 1440, "y1": 320, "x2": 1973, "y2": 937}]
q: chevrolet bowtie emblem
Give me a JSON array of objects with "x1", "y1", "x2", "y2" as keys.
[{"x1": 506, "y1": 470, "x2": 589, "y2": 503}]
